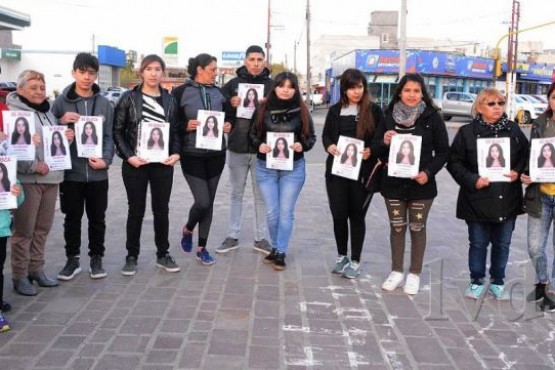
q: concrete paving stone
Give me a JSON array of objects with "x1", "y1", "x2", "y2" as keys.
[
  {"x1": 62, "y1": 322, "x2": 98, "y2": 336},
  {"x1": 308, "y1": 333, "x2": 347, "y2": 347},
  {"x1": 99, "y1": 317, "x2": 123, "y2": 330},
  {"x1": 433, "y1": 327, "x2": 472, "y2": 348},
  {"x1": 130, "y1": 302, "x2": 168, "y2": 316},
  {"x1": 15, "y1": 325, "x2": 64, "y2": 343},
  {"x1": 307, "y1": 318, "x2": 343, "y2": 335},
  {"x1": 153, "y1": 335, "x2": 184, "y2": 350},
  {"x1": 78, "y1": 343, "x2": 106, "y2": 357},
  {"x1": 0, "y1": 357, "x2": 34, "y2": 370},
  {"x1": 36, "y1": 349, "x2": 74, "y2": 367},
  {"x1": 445, "y1": 347, "x2": 486, "y2": 369},
  {"x1": 251, "y1": 335, "x2": 280, "y2": 346},
  {"x1": 480, "y1": 356, "x2": 512, "y2": 369},
  {"x1": 195, "y1": 310, "x2": 217, "y2": 322},
  {"x1": 0, "y1": 342, "x2": 48, "y2": 357},
  {"x1": 207, "y1": 329, "x2": 248, "y2": 355},
  {"x1": 455, "y1": 323, "x2": 482, "y2": 338},
  {"x1": 186, "y1": 331, "x2": 209, "y2": 342},
  {"x1": 497, "y1": 345, "x2": 550, "y2": 366},
  {"x1": 309, "y1": 346, "x2": 352, "y2": 366},
  {"x1": 52, "y1": 335, "x2": 87, "y2": 349},
  {"x1": 214, "y1": 309, "x2": 250, "y2": 330},
  {"x1": 23, "y1": 302, "x2": 49, "y2": 313},
  {"x1": 88, "y1": 329, "x2": 116, "y2": 343},
  {"x1": 67, "y1": 358, "x2": 96, "y2": 370},
  {"x1": 248, "y1": 345, "x2": 281, "y2": 369},
  {"x1": 252, "y1": 318, "x2": 280, "y2": 337},
  {"x1": 74, "y1": 309, "x2": 107, "y2": 323},
  {"x1": 105, "y1": 308, "x2": 130, "y2": 320},
  {"x1": 446, "y1": 308, "x2": 472, "y2": 323},
  {"x1": 118, "y1": 317, "x2": 161, "y2": 335},
  {"x1": 165, "y1": 306, "x2": 196, "y2": 320},
  {"x1": 159, "y1": 319, "x2": 190, "y2": 334},
  {"x1": 199, "y1": 301, "x2": 219, "y2": 311},
  {"x1": 141, "y1": 366, "x2": 175, "y2": 370},
  {"x1": 201, "y1": 355, "x2": 246, "y2": 370},
  {"x1": 92, "y1": 354, "x2": 141, "y2": 370},
  {"x1": 256, "y1": 285, "x2": 281, "y2": 301},
  {"x1": 254, "y1": 299, "x2": 280, "y2": 318},
  {"x1": 404, "y1": 336, "x2": 452, "y2": 365},
  {"x1": 393, "y1": 317, "x2": 434, "y2": 337},
  {"x1": 108, "y1": 335, "x2": 149, "y2": 353},
  {"x1": 145, "y1": 349, "x2": 179, "y2": 364},
  {"x1": 482, "y1": 329, "x2": 521, "y2": 346},
  {"x1": 191, "y1": 321, "x2": 213, "y2": 331},
  {"x1": 220, "y1": 294, "x2": 254, "y2": 310}
]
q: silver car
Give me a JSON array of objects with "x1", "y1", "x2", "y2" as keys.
[{"x1": 440, "y1": 92, "x2": 476, "y2": 121}]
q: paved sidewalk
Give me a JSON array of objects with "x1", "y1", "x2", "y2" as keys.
[{"x1": 0, "y1": 108, "x2": 553, "y2": 369}]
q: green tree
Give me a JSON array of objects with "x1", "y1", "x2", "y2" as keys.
[
  {"x1": 269, "y1": 62, "x2": 290, "y2": 77},
  {"x1": 120, "y1": 59, "x2": 138, "y2": 88}
]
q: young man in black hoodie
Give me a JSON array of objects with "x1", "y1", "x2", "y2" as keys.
[
  {"x1": 216, "y1": 45, "x2": 274, "y2": 254},
  {"x1": 51, "y1": 52, "x2": 114, "y2": 280}
]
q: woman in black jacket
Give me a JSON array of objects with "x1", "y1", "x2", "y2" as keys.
[
  {"x1": 249, "y1": 72, "x2": 316, "y2": 270},
  {"x1": 447, "y1": 87, "x2": 528, "y2": 300},
  {"x1": 322, "y1": 68, "x2": 383, "y2": 279},
  {"x1": 376, "y1": 73, "x2": 449, "y2": 295},
  {"x1": 113, "y1": 54, "x2": 181, "y2": 276}
]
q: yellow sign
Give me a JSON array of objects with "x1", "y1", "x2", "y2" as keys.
[{"x1": 163, "y1": 37, "x2": 178, "y2": 56}]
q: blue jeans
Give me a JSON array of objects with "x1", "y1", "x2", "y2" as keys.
[
  {"x1": 226, "y1": 151, "x2": 267, "y2": 241},
  {"x1": 527, "y1": 194, "x2": 555, "y2": 286},
  {"x1": 256, "y1": 158, "x2": 306, "y2": 253},
  {"x1": 467, "y1": 218, "x2": 516, "y2": 285}
]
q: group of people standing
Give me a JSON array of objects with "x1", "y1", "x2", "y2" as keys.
[{"x1": 0, "y1": 42, "x2": 554, "y2": 334}]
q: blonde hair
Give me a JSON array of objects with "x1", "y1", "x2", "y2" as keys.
[
  {"x1": 16, "y1": 69, "x2": 45, "y2": 88},
  {"x1": 471, "y1": 88, "x2": 505, "y2": 116}
]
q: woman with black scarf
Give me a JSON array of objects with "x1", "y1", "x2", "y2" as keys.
[{"x1": 248, "y1": 72, "x2": 316, "y2": 270}]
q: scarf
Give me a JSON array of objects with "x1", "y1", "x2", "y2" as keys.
[
  {"x1": 476, "y1": 113, "x2": 509, "y2": 134},
  {"x1": 392, "y1": 101, "x2": 426, "y2": 128},
  {"x1": 18, "y1": 94, "x2": 50, "y2": 113}
]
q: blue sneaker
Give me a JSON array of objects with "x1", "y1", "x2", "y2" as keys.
[
  {"x1": 181, "y1": 229, "x2": 193, "y2": 253},
  {"x1": 0, "y1": 312, "x2": 11, "y2": 332},
  {"x1": 196, "y1": 248, "x2": 215, "y2": 266},
  {"x1": 464, "y1": 283, "x2": 484, "y2": 300},
  {"x1": 488, "y1": 283, "x2": 509, "y2": 300}
]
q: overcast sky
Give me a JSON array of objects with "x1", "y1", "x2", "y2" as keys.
[{"x1": 3, "y1": 0, "x2": 555, "y2": 71}]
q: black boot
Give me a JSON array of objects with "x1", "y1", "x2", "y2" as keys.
[
  {"x1": 273, "y1": 252, "x2": 286, "y2": 271},
  {"x1": 13, "y1": 278, "x2": 37, "y2": 296},
  {"x1": 28, "y1": 272, "x2": 59, "y2": 287},
  {"x1": 263, "y1": 248, "x2": 277, "y2": 265}
]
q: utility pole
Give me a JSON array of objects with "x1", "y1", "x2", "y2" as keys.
[
  {"x1": 398, "y1": 0, "x2": 407, "y2": 79},
  {"x1": 506, "y1": 0, "x2": 520, "y2": 121},
  {"x1": 91, "y1": 34, "x2": 96, "y2": 55},
  {"x1": 266, "y1": 0, "x2": 271, "y2": 65},
  {"x1": 293, "y1": 41, "x2": 297, "y2": 74},
  {"x1": 306, "y1": 0, "x2": 312, "y2": 108}
]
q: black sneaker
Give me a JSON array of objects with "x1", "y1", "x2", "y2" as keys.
[
  {"x1": 156, "y1": 254, "x2": 180, "y2": 273},
  {"x1": 121, "y1": 256, "x2": 137, "y2": 276},
  {"x1": 57, "y1": 256, "x2": 81, "y2": 281},
  {"x1": 273, "y1": 252, "x2": 286, "y2": 271},
  {"x1": 541, "y1": 295, "x2": 555, "y2": 312},
  {"x1": 263, "y1": 248, "x2": 277, "y2": 264},
  {"x1": 1, "y1": 300, "x2": 11, "y2": 313},
  {"x1": 90, "y1": 255, "x2": 107, "y2": 279},
  {"x1": 526, "y1": 283, "x2": 547, "y2": 302}
]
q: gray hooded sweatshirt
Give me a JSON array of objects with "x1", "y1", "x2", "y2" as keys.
[
  {"x1": 51, "y1": 82, "x2": 114, "y2": 182},
  {"x1": 6, "y1": 92, "x2": 64, "y2": 184}
]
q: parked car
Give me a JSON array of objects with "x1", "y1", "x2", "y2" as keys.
[
  {"x1": 514, "y1": 94, "x2": 544, "y2": 124},
  {"x1": 440, "y1": 92, "x2": 476, "y2": 121},
  {"x1": 101, "y1": 90, "x2": 126, "y2": 107},
  {"x1": 531, "y1": 94, "x2": 548, "y2": 104},
  {"x1": 302, "y1": 91, "x2": 324, "y2": 106}
]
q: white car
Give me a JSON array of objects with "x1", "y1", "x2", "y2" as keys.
[
  {"x1": 101, "y1": 90, "x2": 126, "y2": 107},
  {"x1": 513, "y1": 95, "x2": 544, "y2": 124}
]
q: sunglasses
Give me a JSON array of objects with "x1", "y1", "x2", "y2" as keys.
[{"x1": 485, "y1": 101, "x2": 506, "y2": 107}]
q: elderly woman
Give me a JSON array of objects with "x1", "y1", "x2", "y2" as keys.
[
  {"x1": 447, "y1": 87, "x2": 528, "y2": 301},
  {"x1": 6, "y1": 70, "x2": 74, "y2": 296}
]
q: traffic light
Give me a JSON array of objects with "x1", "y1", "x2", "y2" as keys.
[{"x1": 495, "y1": 59, "x2": 503, "y2": 77}]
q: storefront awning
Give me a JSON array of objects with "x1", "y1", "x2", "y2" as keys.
[{"x1": 0, "y1": 6, "x2": 31, "y2": 31}]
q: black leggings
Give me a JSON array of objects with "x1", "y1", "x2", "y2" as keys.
[
  {"x1": 326, "y1": 176, "x2": 370, "y2": 262},
  {"x1": 0, "y1": 237, "x2": 7, "y2": 306},
  {"x1": 181, "y1": 155, "x2": 226, "y2": 248}
]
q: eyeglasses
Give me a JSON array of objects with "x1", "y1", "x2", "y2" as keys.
[{"x1": 485, "y1": 101, "x2": 506, "y2": 107}]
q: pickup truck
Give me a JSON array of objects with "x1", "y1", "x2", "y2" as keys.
[{"x1": 439, "y1": 92, "x2": 476, "y2": 121}]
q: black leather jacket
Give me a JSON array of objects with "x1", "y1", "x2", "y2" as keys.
[
  {"x1": 113, "y1": 85, "x2": 180, "y2": 160},
  {"x1": 248, "y1": 105, "x2": 316, "y2": 161}
]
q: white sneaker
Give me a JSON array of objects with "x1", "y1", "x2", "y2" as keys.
[
  {"x1": 381, "y1": 271, "x2": 404, "y2": 291},
  {"x1": 403, "y1": 273, "x2": 420, "y2": 295}
]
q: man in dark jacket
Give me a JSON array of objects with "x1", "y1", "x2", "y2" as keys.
[
  {"x1": 216, "y1": 45, "x2": 274, "y2": 255},
  {"x1": 51, "y1": 52, "x2": 114, "y2": 281}
]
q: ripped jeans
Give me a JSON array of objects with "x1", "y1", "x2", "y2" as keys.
[{"x1": 384, "y1": 198, "x2": 434, "y2": 274}]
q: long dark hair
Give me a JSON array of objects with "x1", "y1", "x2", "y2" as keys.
[
  {"x1": 202, "y1": 116, "x2": 219, "y2": 137},
  {"x1": 11, "y1": 117, "x2": 31, "y2": 145},
  {"x1": 0, "y1": 162, "x2": 10, "y2": 192},
  {"x1": 396, "y1": 140, "x2": 415, "y2": 165},
  {"x1": 81, "y1": 121, "x2": 98, "y2": 145},
  {"x1": 339, "y1": 68, "x2": 375, "y2": 138},
  {"x1": 546, "y1": 82, "x2": 555, "y2": 117},
  {"x1": 51, "y1": 131, "x2": 67, "y2": 156},
  {"x1": 538, "y1": 143, "x2": 555, "y2": 168},
  {"x1": 387, "y1": 73, "x2": 436, "y2": 112},
  {"x1": 486, "y1": 143, "x2": 505, "y2": 167},
  {"x1": 255, "y1": 72, "x2": 311, "y2": 139},
  {"x1": 340, "y1": 143, "x2": 358, "y2": 166},
  {"x1": 272, "y1": 137, "x2": 290, "y2": 158},
  {"x1": 147, "y1": 127, "x2": 165, "y2": 149},
  {"x1": 243, "y1": 88, "x2": 259, "y2": 108}
]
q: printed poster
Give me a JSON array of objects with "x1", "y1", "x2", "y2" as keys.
[
  {"x1": 388, "y1": 134, "x2": 422, "y2": 178},
  {"x1": 236, "y1": 83, "x2": 264, "y2": 119},
  {"x1": 2, "y1": 110, "x2": 36, "y2": 161},
  {"x1": 331, "y1": 135, "x2": 364, "y2": 181},
  {"x1": 136, "y1": 121, "x2": 169, "y2": 163},
  {"x1": 75, "y1": 116, "x2": 103, "y2": 158},
  {"x1": 477, "y1": 137, "x2": 511, "y2": 182},
  {"x1": 0, "y1": 156, "x2": 17, "y2": 210},
  {"x1": 530, "y1": 137, "x2": 555, "y2": 182},
  {"x1": 266, "y1": 132, "x2": 294, "y2": 171},
  {"x1": 43, "y1": 126, "x2": 72, "y2": 170},
  {"x1": 196, "y1": 110, "x2": 225, "y2": 151}
]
